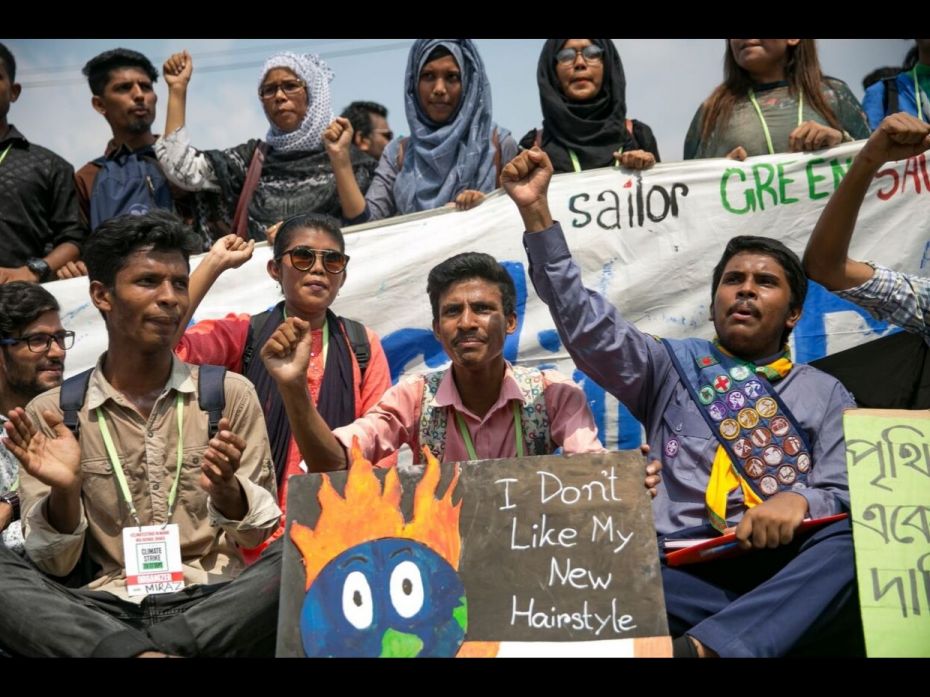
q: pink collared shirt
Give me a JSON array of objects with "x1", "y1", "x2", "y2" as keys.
[{"x1": 333, "y1": 363, "x2": 603, "y2": 464}]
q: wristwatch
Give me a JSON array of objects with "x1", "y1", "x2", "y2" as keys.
[
  {"x1": 0, "y1": 491, "x2": 20, "y2": 522},
  {"x1": 25, "y1": 257, "x2": 51, "y2": 282}
]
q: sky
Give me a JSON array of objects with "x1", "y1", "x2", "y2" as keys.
[{"x1": 4, "y1": 38, "x2": 911, "y2": 169}]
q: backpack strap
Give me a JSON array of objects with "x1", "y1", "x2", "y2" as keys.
[
  {"x1": 231, "y1": 140, "x2": 269, "y2": 240},
  {"x1": 395, "y1": 137, "x2": 409, "y2": 170},
  {"x1": 241, "y1": 309, "x2": 274, "y2": 375},
  {"x1": 340, "y1": 317, "x2": 371, "y2": 379},
  {"x1": 883, "y1": 74, "x2": 900, "y2": 115},
  {"x1": 59, "y1": 368, "x2": 94, "y2": 438},
  {"x1": 197, "y1": 364, "x2": 227, "y2": 439}
]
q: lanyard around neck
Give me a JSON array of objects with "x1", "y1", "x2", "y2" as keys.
[
  {"x1": 748, "y1": 87, "x2": 804, "y2": 155},
  {"x1": 455, "y1": 401, "x2": 525, "y2": 461},
  {"x1": 568, "y1": 146, "x2": 625, "y2": 173},
  {"x1": 283, "y1": 307, "x2": 329, "y2": 366},
  {"x1": 96, "y1": 393, "x2": 184, "y2": 527},
  {"x1": 0, "y1": 144, "x2": 12, "y2": 168},
  {"x1": 914, "y1": 68, "x2": 927, "y2": 122}
]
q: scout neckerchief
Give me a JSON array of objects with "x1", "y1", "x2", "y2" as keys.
[
  {"x1": 661, "y1": 338, "x2": 812, "y2": 533},
  {"x1": 748, "y1": 87, "x2": 804, "y2": 156},
  {"x1": 96, "y1": 394, "x2": 184, "y2": 527}
]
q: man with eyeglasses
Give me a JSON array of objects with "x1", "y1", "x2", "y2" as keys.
[
  {"x1": 0, "y1": 212, "x2": 283, "y2": 657},
  {"x1": 0, "y1": 282, "x2": 71, "y2": 556},
  {"x1": 340, "y1": 101, "x2": 394, "y2": 162}
]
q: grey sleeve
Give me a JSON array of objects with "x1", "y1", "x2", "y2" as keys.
[
  {"x1": 796, "y1": 379, "x2": 855, "y2": 517},
  {"x1": 523, "y1": 223, "x2": 670, "y2": 424},
  {"x1": 363, "y1": 142, "x2": 400, "y2": 221}
]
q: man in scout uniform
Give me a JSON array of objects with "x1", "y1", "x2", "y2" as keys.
[
  {"x1": 502, "y1": 146, "x2": 857, "y2": 658},
  {"x1": 0, "y1": 211, "x2": 281, "y2": 657},
  {"x1": 258, "y1": 251, "x2": 627, "y2": 471}
]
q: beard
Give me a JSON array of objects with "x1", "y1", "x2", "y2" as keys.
[{"x1": 2, "y1": 356, "x2": 64, "y2": 402}]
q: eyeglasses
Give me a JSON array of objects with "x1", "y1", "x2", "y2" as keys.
[
  {"x1": 0, "y1": 330, "x2": 75, "y2": 353},
  {"x1": 372, "y1": 129, "x2": 394, "y2": 141},
  {"x1": 277, "y1": 247, "x2": 350, "y2": 274},
  {"x1": 555, "y1": 45, "x2": 605, "y2": 65},
  {"x1": 258, "y1": 79, "x2": 306, "y2": 101}
]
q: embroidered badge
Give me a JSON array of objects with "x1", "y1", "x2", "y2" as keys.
[
  {"x1": 708, "y1": 401, "x2": 728, "y2": 422},
  {"x1": 729, "y1": 365, "x2": 751, "y2": 381},
  {"x1": 725, "y1": 390, "x2": 747, "y2": 412},
  {"x1": 769, "y1": 416, "x2": 790, "y2": 437},
  {"x1": 755, "y1": 397, "x2": 778, "y2": 419},
  {"x1": 783, "y1": 436, "x2": 802, "y2": 456},
  {"x1": 732, "y1": 437, "x2": 753, "y2": 459},
  {"x1": 762, "y1": 445, "x2": 784, "y2": 466},
  {"x1": 698, "y1": 385, "x2": 716, "y2": 405},
  {"x1": 745, "y1": 457, "x2": 765, "y2": 478},
  {"x1": 777, "y1": 465, "x2": 797, "y2": 484},
  {"x1": 742, "y1": 379, "x2": 764, "y2": 399},
  {"x1": 720, "y1": 419, "x2": 740, "y2": 440},
  {"x1": 796, "y1": 452, "x2": 811, "y2": 472},
  {"x1": 714, "y1": 375, "x2": 731, "y2": 393},
  {"x1": 664, "y1": 438, "x2": 680, "y2": 458},
  {"x1": 737, "y1": 408, "x2": 760, "y2": 430},
  {"x1": 750, "y1": 427, "x2": 773, "y2": 448},
  {"x1": 696, "y1": 355, "x2": 718, "y2": 369},
  {"x1": 759, "y1": 475, "x2": 779, "y2": 495}
]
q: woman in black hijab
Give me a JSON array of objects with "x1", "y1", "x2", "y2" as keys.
[{"x1": 520, "y1": 39, "x2": 659, "y2": 173}]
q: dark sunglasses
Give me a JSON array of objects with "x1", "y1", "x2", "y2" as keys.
[
  {"x1": 0, "y1": 330, "x2": 75, "y2": 353},
  {"x1": 277, "y1": 247, "x2": 349, "y2": 274},
  {"x1": 555, "y1": 45, "x2": 605, "y2": 65},
  {"x1": 258, "y1": 79, "x2": 306, "y2": 100}
]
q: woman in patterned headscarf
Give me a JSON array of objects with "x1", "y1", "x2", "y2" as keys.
[
  {"x1": 324, "y1": 39, "x2": 519, "y2": 223},
  {"x1": 155, "y1": 50, "x2": 375, "y2": 242}
]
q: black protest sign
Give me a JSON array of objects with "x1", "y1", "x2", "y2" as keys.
[{"x1": 277, "y1": 451, "x2": 667, "y2": 657}]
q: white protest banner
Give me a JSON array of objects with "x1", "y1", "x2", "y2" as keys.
[{"x1": 49, "y1": 141, "x2": 930, "y2": 449}]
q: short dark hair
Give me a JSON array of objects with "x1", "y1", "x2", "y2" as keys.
[
  {"x1": 0, "y1": 282, "x2": 59, "y2": 340},
  {"x1": 341, "y1": 101, "x2": 388, "y2": 140},
  {"x1": 425, "y1": 45, "x2": 453, "y2": 66},
  {"x1": 83, "y1": 210, "x2": 202, "y2": 288},
  {"x1": 427, "y1": 252, "x2": 516, "y2": 322},
  {"x1": 82, "y1": 48, "x2": 158, "y2": 96},
  {"x1": 0, "y1": 43, "x2": 16, "y2": 83},
  {"x1": 273, "y1": 213, "x2": 345, "y2": 258},
  {"x1": 711, "y1": 236, "x2": 807, "y2": 345}
]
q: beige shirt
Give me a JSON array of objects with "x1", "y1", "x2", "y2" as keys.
[{"x1": 20, "y1": 355, "x2": 280, "y2": 600}]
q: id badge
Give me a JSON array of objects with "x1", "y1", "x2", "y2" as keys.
[{"x1": 122, "y1": 524, "x2": 185, "y2": 596}]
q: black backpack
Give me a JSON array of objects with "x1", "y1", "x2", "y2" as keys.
[
  {"x1": 240, "y1": 310, "x2": 371, "y2": 377},
  {"x1": 60, "y1": 364, "x2": 227, "y2": 439}
]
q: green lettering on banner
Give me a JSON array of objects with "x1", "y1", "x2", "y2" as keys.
[
  {"x1": 806, "y1": 158, "x2": 829, "y2": 200},
  {"x1": 720, "y1": 168, "x2": 753, "y2": 214},
  {"x1": 751, "y1": 163, "x2": 778, "y2": 210},
  {"x1": 776, "y1": 162, "x2": 799, "y2": 205},
  {"x1": 831, "y1": 157, "x2": 852, "y2": 191},
  {"x1": 843, "y1": 409, "x2": 930, "y2": 657}
]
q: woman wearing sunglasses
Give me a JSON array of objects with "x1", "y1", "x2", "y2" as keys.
[
  {"x1": 519, "y1": 39, "x2": 659, "y2": 173},
  {"x1": 325, "y1": 38, "x2": 519, "y2": 222},
  {"x1": 684, "y1": 40, "x2": 870, "y2": 161},
  {"x1": 172, "y1": 217, "x2": 392, "y2": 562},
  {"x1": 156, "y1": 50, "x2": 375, "y2": 242}
]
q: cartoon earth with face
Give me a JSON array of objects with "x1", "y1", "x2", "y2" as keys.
[{"x1": 299, "y1": 538, "x2": 467, "y2": 657}]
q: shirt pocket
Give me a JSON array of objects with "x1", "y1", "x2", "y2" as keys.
[
  {"x1": 81, "y1": 456, "x2": 131, "y2": 532},
  {"x1": 176, "y1": 445, "x2": 210, "y2": 529},
  {"x1": 661, "y1": 402, "x2": 714, "y2": 501}
]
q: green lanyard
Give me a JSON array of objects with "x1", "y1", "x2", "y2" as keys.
[
  {"x1": 748, "y1": 88, "x2": 805, "y2": 155},
  {"x1": 284, "y1": 308, "x2": 329, "y2": 366},
  {"x1": 914, "y1": 69, "x2": 926, "y2": 122},
  {"x1": 0, "y1": 144, "x2": 12, "y2": 168},
  {"x1": 568, "y1": 146, "x2": 624, "y2": 173},
  {"x1": 96, "y1": 393, "x2": 184, "y2": 528},
  {"x1": 454, "y1": 402, "x2": 525, "y2": 461}
]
